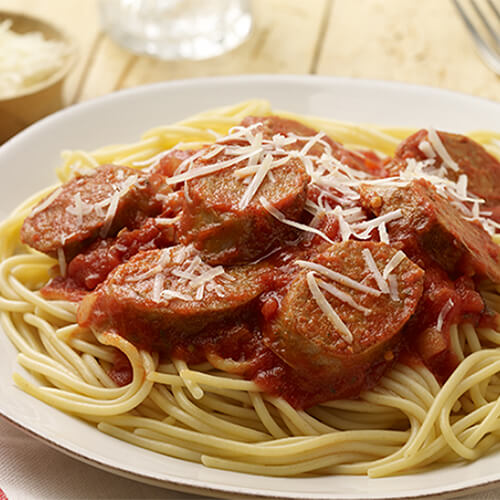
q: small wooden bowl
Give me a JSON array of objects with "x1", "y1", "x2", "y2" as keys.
[{"x1": 0, "y1": 11, "x2": 76, "y2": 143}]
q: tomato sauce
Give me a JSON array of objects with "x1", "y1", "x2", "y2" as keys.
[
  {"x1": 34, "y1": 118, "x2": 500, "y2": 411},
  {"x1": 402, "y1": 250, "x2": 490, "y2": 382},
  {"x1": 41, "y1": 276, "x2": 87, "y2": 302},
  {"x1": 108, "y1": 351, "x2": 133, "y2": 386},
  {"x1": 77, "y1": 224, "x2": 498, "y2": 410},
  {"x1": 75, "y1": 220, "x2": 497, "y2": 410},
  {"x1": 169, "y1": 319, "x2": 396, "y2": 409}
]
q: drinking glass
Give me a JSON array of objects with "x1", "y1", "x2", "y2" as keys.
[{"x1": 98, "y1": 0, "x2": 253, "y2": 60}]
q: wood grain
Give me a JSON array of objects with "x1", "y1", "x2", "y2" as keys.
[
  {"x1": 0, "y1": 0, "x2": 498, "y2": 107},
  {"x1": 79, "y1": 0, "x2": 329, "y2": 100},
  {"x1": 317, "y1": 0, "x2": 500, "y2": 101}
]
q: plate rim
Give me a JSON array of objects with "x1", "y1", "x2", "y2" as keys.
[
  {"x1": 2, "y1": 74, "x2": 500, "y2": 153},
  {"x1": 1, "y1": 74, "x2": 500, "y2": 500},
  {"x1": 4, "y1": 410, "x2": 500, "y2": 500}
]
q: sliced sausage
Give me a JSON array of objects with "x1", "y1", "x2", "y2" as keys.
[
  {"x1": 360, "y1": 178, "x2": 500, "y2": 282},
  {"x1": 21, "y1": 165, "x2": 166, "y2": 258},
  {"x1": 390, "y1": 129, "x2": 500, "y2": 213},
  {"x1": 179, "y1": 143, "x2": 310, "y2": 265},
  {"x1": 40, "y1": 217, "x2": 176, "y2": 301},
  {"x1": 241, "y1": 115, "x2": 386, "y2": 176},
  {"x1": 263, "y1": 241, "x2": 424, "y2": 386},
  {"x1": 78, "y1": 245, "x2": 270, "y2": 351},
  {"x1": 152, "y1": 149, "x2": 198, "y2": 178},
  {"x1": 66, "y1": 217, "x2": 178, "y2": 290}
]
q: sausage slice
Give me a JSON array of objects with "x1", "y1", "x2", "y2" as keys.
[
  {"x1": 263, "y1": 241, "x2": 424, "y2": 388},
  {"x1": 179, "y1": 141, "x2": 310, "y2": 265},
  {"x1": 78, "y1": 245, "x2": 270, "y2": 351},
  {"x1": 360, "y1": 179, "x2": 500, "y2": 282},
  {"x1": 21, "y1": 165, "x2": 165, "y2": 258},
  {"x1": 152, "y1": 149, "x2": 198, "y2": 178},
  {"x1": 66, "y1": 218, "x2": 177, "y2": 290},
  {"x1": 241, "y1": 115, "x2": 386, "y2": 175},
  {"x1": 390, "y1": 129, "x2": 500, "y2": 213}
]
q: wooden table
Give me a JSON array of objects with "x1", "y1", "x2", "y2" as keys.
[{"x1": 1, "y1": 0, "x2": 499, "y2": 106}]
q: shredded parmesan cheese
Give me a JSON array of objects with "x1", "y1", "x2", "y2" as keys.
[
  {"x1": 31, "y1": 187, "x2": 64, "y2": 216},
  {"x1": 201, "y1": 144, "x2": 226, "y2": 161},
  {"x1": 233, "y1": 154, "x2": 289, "y2": 179},
  {"x1": 99, "y1": 174, "x2": 138, "y2": 238},
  {"x1": 388, "y1": 274, "x2": 399, "y2": 302},
  {"x1": 195, "y1": 284, "x2": 205, "y2": 301},
  {"x1": 300, "y1": 132, "x2": 326, "y2": 156},
  {"x1": 0, "y1": 19, "x2": 69, "y2": 97},
  {"x1": 352, "y1": 210, "x2": 403, "y2": 235},
  {"x1": 378, "y1": 223, "x2": 389, "y2": 244},
  {"x1": 456, "y1": 175, "x2": 468, "y2": 199},
  {"x1": 155, "y1": 216, "x2": 181, "y2": 225},
  {"x1": 383, "y1": 250, "x2": 406, "y2": 279},
  {"x1": 418, "y1": 140, "x2": 436, "y2": 158},
  {"x1": 66, "y1": 192, "x2": 93, "y2": 226},
  {"x1": 57, "y1": 248, "x2": 67, "y2": 278},
  {"x1": 306, "y1": 272, "x2": 353, "y2": 344},
  {"x1": 133, "y1": 151, "x2": 169, "y2": 168},
  {"x1": 100, "y1": 191, "x2": 121, "y2": 238},
  {"x1": 152, "y1": 273, "x2": 164, "y2": 303},
  {"x1": 260, "y1": 196, "x2": 335, "y2": 244},
  {"x1": 332, "y1": 206, "x2": 352, "y2": 242},
  {"x1": 361, "y1": 248, "x2": 390, "y2": 294},
  {"x1": 127, "y1": 246, "x2": 232, "y2": 303},
  {"x1": 296, "y1": 260, "x2": 381, "y2": 296},
  {"x1": 426, "y1": 127, "x2": 460, "y2": 172},
  {"x1": 239, "y1": 153, "x2": 273, "y2": 209},
  {"x1": 436, "y1": 298, "x2": 454, "y2": 331},
  {"x1": 160, "y1": 290, "x2": 191, "y2": 301},
  {"x1": 166, "y1": 148, "x2": 261, "y2": 185},
  {"x1": 189, "y1": 266, "x2": 226, "y2": 289},
  {"x1": 317, "y1": 278, "x2": 371, "y2": 315}
]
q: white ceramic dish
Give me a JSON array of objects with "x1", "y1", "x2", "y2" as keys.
[{"x1": 1, "y1": 75, "x2": 499, "y2": 500}]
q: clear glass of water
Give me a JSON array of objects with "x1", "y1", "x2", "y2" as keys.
[{"x1": 98, "y1": 0, "x2": 253, "y2": 60}]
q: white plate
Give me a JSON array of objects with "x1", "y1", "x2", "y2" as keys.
[{"x1": 1, "y1": 75, "x2": 499, "y2": 500}]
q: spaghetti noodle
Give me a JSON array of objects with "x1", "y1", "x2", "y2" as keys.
[{"x1": 1, "y1": 100, "x2": 500, "y2": 477}]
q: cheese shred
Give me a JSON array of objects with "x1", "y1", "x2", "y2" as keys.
[{"x1": 306, "y1": 272, "x2": 354, "y2": 344}]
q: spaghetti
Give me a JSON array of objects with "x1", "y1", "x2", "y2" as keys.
[{"x1": 1, "y1": 100, "x2": 500, "y2": 477}]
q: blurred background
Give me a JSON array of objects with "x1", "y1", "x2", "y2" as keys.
[{"x1": 0, "y1": 0, "x2": 498, "y2": 112}]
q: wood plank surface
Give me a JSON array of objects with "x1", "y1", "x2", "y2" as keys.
[
  {"x1": 317, "y1": 0, "x2": 500, "y2": 101},
  {"x1": 80, "y1": 0, "x2": 329, "y2": 100},
  {"x1": 0, "y1": 0, "x2": 498, "y2": 106}
]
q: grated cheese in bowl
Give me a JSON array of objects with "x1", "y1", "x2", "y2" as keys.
[{"x1": 0, "y1": 19, "x2": 70, "y2": 98}]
